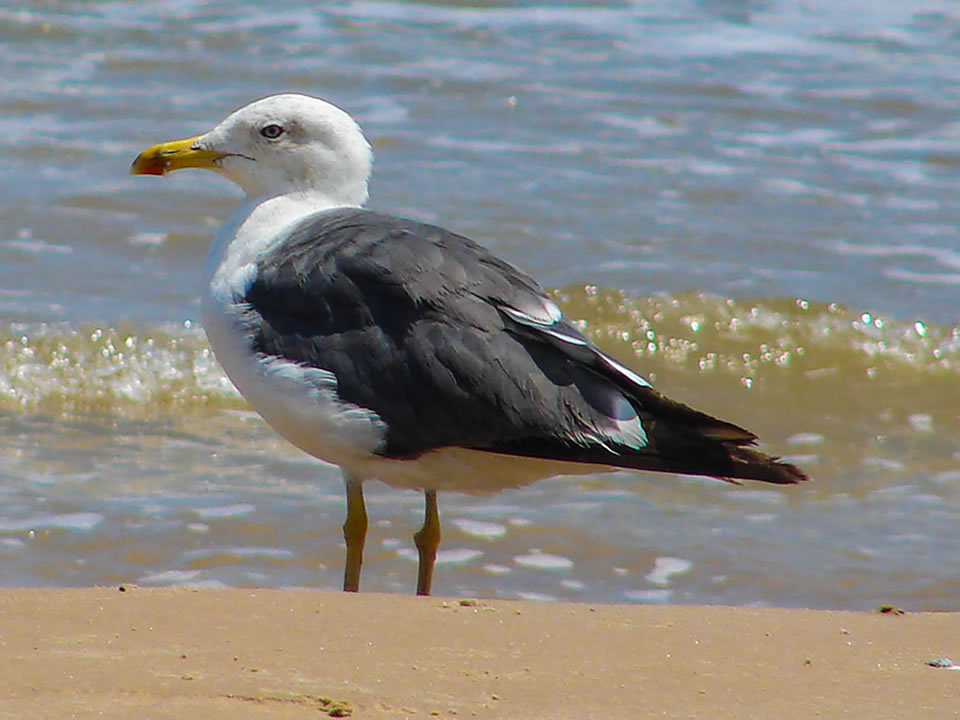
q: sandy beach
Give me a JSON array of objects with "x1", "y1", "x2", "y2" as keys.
[{"x1": 2, "y1": 587, "x2": 957, "y2": 719}]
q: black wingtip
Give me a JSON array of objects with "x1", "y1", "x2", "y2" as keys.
[{"x1": 727, "y1": 447, "x2": 810, "y2": 485}]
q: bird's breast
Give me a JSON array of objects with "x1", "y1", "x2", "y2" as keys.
[{"x1": 201, "y1": 253, "x2": 389, "y2": 474}]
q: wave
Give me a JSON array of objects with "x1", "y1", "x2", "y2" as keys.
[
  {"x1": 1, "y1": 289, "x2": 956, "y2": 437},
  {"x1": 0, "y1": 320, "x2": 242, "y2": 419}
]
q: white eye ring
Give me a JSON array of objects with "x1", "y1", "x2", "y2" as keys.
[{"x1": 260, "y1": 124, "x2": 284, "y2": 140}]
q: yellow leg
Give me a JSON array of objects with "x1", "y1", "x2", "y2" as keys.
[
  {"x1": 414, "y1": 489, "x2": 441, "y2": 596},
  {"x1": 342, "y1": 475, "x2": 367, "y2": 592}
]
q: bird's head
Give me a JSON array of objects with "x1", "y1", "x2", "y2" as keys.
[{"x1": 131, "y1": 93, "x2": 372, "y2": 207}]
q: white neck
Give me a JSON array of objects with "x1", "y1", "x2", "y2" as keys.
[{"x1": 204, "y1": 191, "x2": 357, "y2": 296}]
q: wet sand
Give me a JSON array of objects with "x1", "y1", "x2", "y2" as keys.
[{"x1": 3, "y1": 588, "x2": 958, "y2": 718}]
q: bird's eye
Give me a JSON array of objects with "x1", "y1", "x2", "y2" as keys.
[{"x1": 260, "y1": 124, "x2": 284, "y2": 140}]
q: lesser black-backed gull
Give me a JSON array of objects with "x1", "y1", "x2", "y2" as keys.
[{"x1": 131, "y1": 93, "x2": 807, "y2": 596}]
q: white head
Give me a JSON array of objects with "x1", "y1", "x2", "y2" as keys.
[{"x1": 131, "y1": 93, "x2": 372, "y2": 207}]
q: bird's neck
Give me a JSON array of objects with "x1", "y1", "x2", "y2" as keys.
[{"x1": 205, "y1": 191, "x2": 359, "y2": 293}]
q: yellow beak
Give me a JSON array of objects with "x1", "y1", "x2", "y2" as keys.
[{"x1": 130, "y1": 136, "x2": 227, "y2": 176}]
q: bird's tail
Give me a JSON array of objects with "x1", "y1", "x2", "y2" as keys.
[
  {"x1": 608, "y1": 401, "x2": 809, "y2": 484},
  {"x1": 597, "y1": 435, "x2": 808, "y2": 485},
  {"x1": 491, "y1": 428, "x2": 809, "y2": 485},
  {"x1": 723, "y1": 445, "x2": 808, "y2": 484}
]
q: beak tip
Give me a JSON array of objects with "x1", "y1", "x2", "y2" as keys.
[
  {"x1": 130, "y1": 152, "x2": 166, "y2": 176},
  {"x1": 130, "y1": 163, "x2": 164, "y2": 176}
]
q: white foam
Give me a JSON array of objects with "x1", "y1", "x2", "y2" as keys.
[
  {"x1": 182, "y1": 546, "x2": 293, "y2": 560},
  {"x1": 514, "y1": 550, "x2": 574, "y2": 571},
  {"x1": 436, "y1": 548, "x2": 484, "y2": 565},
  {"x1": 515, "y1": 591, "x2": 559, "y2": 602},
  {"x1": 451, "y1": 518, "x2": 508, "y2": 539},
  {"x1": 396, "y1": 547, "x2": 483, "y2": 565},
  {"x1": 863, "y1": 457, "x2": 906, "y2": 471},
  {"x1": 128, "y1": 232, "x2": 167, "y2": 246},
  {"x1": 138, "y1": 569, "x2": 202, "y2": 585},
  {"x1": 786, "y1": 432, "x2": 825, "y2": 446},
  {"x1": 0, "y1": 512, "x2": 103, "y2": 532},
  {"x1": 482, "y1": 564, "x2": 511, "y2": 576},
  {"x1": 645, "y1": 556, "x2": 693, "y2": 586},
  {"x1": 193, "y1": 503, "x2": 256, "y2": 519}
]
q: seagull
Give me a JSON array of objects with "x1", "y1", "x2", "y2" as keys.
[{"x1": 131, "y1": 93, "x2": 807, "y2": 596}]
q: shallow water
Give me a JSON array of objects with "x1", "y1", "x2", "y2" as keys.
[{"x1": 1, "y1": 1, "x2": 958, "y2": 608}]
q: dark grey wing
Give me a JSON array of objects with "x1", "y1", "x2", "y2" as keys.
[
  {"x1": 242, "y1": 208, "x2": 639, "y2": 454},
  {"x1": 244, "y1": 208, "x2": 806, "y2": 485}
]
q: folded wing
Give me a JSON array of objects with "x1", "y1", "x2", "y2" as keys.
[{"x1": 242, "y1": 208, "x2": 807, "y2": 486}]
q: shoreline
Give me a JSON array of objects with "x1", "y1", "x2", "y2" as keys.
[{"x1": 2, "y1": 587, "x2": 957, "y2": 718}]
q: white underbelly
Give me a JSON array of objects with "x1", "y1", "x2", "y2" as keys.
[{"x1": 356, "y1": 447, "x2": 605, "y2": 495}]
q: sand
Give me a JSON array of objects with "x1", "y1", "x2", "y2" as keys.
[{"x1": 1, "y1": 587, "x2": 957, "y2": 719}]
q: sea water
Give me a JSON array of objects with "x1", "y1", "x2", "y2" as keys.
[{"x1": 0, "y1": 1, "x2": 957, "y2": 608}]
